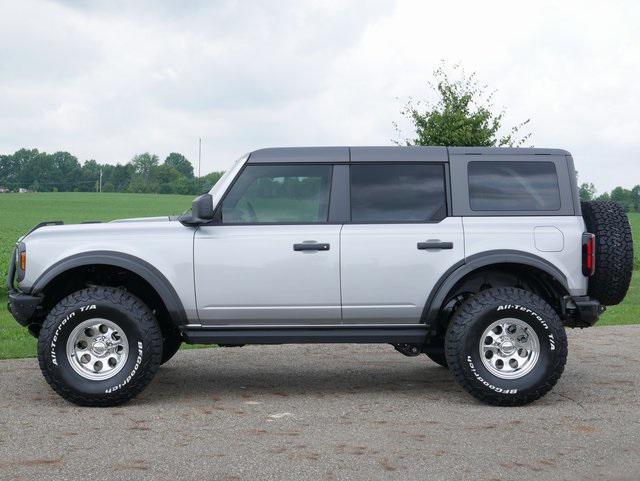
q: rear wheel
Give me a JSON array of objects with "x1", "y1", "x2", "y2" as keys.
[
  {"x1": 37, "y1": 287, "x2": 162, "y2": 407},
  {"x1": 445, "y1": 287, "x2": 567, "y2": 406}
]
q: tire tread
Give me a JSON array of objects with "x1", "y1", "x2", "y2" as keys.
[
  {"x1": 581, "y1": 200, "x2": 633, "y2": 306},
  {"x1": 445, "y1": 287, "x2": 568, "y2": 406},
  {"x1": 37, "y1": 287, "x2": 162, "y2": 407}
]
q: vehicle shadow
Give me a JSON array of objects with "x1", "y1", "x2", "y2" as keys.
[{"x1": 143, "y1": 347, "x2": 461, "y2": 404}]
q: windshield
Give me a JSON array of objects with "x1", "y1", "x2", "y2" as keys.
[{"x1": 209, "y1": 155, "x2": 247, "y2": 198}]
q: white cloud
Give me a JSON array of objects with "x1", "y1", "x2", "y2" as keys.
[{"x1": 0, "y1": 0, "x2": 638, "y2": 191}]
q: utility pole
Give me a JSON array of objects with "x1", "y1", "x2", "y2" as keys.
[
  {"x1": 198, "y1": 138, "x2": 202, "y2": 178},
  {"x1": 99, "y1": 169, "x2": 103, "y2": 193}
]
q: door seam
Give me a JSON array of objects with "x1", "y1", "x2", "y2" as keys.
[{"x1": 339, "y1": 223, "x2": 344, "y2": 323}]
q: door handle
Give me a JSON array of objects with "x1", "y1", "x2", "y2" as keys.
[
  {"x1": 417, "y1": 240, "x2": 453, "y2": 250},
  {"x1": 293, "y1": 242, "x2": 330, "y2": 251}
]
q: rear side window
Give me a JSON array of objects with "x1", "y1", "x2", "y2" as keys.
[
  {"x1": 468, "y1": 161, "x2": 561, "y2": 211},
  {"x1": 350, "y1": 164, "x2": 446, "y2": 222}
]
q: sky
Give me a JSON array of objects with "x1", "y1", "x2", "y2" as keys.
[{"x1": 0, "y1": 0, "x2": 638, "y2": 193}]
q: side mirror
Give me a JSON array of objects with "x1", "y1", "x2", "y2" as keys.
[
  {"x1": 192, "y1": 193, "x2": 215, "y2": 220},
  {"x1": 178, "y1": 194, "x2": 215, "y2": 226}
]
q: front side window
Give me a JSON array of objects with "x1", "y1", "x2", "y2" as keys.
[
  {"x1": 468, "y1": 161, "x2": 561, "y2": 211},
  {"x1": 221, "y1": 164, "x2": 332, "y2": 223},
  {"x1": 350, "y1": 164, "x2": 447, "y2": 222}
]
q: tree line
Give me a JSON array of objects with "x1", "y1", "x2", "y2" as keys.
[
  {"x1": 0, "y1": 148, "x2": 224, "y2": 195},
  {"x1": 579, "y1": 182, "x2": 640, "y2": 212},
  {"x1": 1, "y1": 148, "x2": 638, "y2": 212}
]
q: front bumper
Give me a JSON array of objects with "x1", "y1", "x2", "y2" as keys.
[
  {"x1": 7, "y1": 244, "x2": 44, "y2": 336},
  {"x1": 7, "y1": 289, "x2": 43, "y2": 329},
  {"x1": 563, "y1": 295, "x2": 605, "y2": 328}
]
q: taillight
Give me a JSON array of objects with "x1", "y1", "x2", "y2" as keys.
[{"x1": 582, "y1": 233, "x2": 595, "y2": 276}]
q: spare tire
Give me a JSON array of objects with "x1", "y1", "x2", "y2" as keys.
[{"x1": 581, "y1": 201, "x2": 633, "y2": 305}]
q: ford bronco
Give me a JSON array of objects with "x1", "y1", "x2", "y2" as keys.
[{"x1": 7, "y1": 146, "x2": 634, "y2": 406}]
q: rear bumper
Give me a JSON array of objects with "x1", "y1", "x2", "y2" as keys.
[
  {"x1": 563, "y1": 295, "x2": 605, "y2": 327},
  {"x1": 7, "y1": 289, "x2": 43, "y2": 331}
]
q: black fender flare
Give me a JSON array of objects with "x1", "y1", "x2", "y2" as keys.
[
  {"x1": 421, "y1": 250, "x2": 569, "y2": 327},
  {"x1": 30, "y1": 251, "x2": 188, "y2": 328}
]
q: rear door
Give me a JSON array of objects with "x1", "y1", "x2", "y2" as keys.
[{"x1": 340, "y1": 154, "x2": 464, "y2": 324}]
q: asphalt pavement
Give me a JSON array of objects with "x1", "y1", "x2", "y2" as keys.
[{"x1": 1, "y1": 325, "x2": 639, "y2": 481}]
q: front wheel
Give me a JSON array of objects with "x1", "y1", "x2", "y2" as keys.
[
  {"x1": 37, "y1": 287, "x2": 162, "y2": 407},
  {"x1": 445, "y1": 287, "x2": 567, "y2": 406}
]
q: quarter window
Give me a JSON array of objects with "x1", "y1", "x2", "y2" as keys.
[
  {"x1": 468, "y1": 161, "x2": 561, "y2": 211},
  {"x1": 221, "y1": 164, "x2": 332, "y2": 223},
  {"x1": 350, "y1": 164, "x2": 447, "y2": 222}
]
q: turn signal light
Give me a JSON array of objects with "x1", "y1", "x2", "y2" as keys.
[
  {"x1": 582, "y1": 233, "x2": 595, "y2": 276},
  {"x1": 19, "y1": 251, "x2": 26, "y2": 271}
]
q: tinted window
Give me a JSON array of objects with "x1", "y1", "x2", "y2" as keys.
[
  {"x1": 350, "y1": 164, "x2": 446, "y2": 222},
  {"x1": 468, "y1": 161, "x2": 560, "y2": 211},
  {"x1": 221, "y1": 164, "x2": 332, "y2": 223}
]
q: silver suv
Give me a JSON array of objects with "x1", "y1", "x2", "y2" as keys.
[{"x1": 7, "y1": 146, "x2": 634, "y2": 406}]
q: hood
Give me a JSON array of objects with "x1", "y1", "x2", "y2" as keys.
[{"x1": 20, "y1": 216, "x2": 175, "y2": 242}]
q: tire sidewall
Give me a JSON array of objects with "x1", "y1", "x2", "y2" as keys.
[
  {"x1": 455, "y1": 301, "x2": 562, "y2": 397},
  {"x1": 40, "y1": 299, "x2": 154, "y2": 398}
]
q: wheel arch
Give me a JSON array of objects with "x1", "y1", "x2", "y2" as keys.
[
  {"x1": 422, "y1": 250, "x2": 570, "y2": 329},
  {"x1": 31, "y1": 251, "x2": 187, "y2": 329}
]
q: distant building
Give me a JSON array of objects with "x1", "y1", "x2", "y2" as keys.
[
  {"x1": 0, "y1": 187, "x2": 9, "y2": 193},
  {"x1": 18, "y1": 188, "x2": 29, "y2": 193}
]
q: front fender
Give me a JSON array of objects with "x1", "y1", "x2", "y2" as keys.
[{"x1": 30, "y1": 251, "x2": 188, "y2": 328}]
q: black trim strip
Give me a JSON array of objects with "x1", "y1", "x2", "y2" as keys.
[{"x1": 183, "y1": 324, "x2": 428, "y2": 345}]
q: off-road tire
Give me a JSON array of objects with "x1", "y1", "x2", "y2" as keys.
[
  {"x1": 161, "y1": 331, "x2": 182, "y2": 365},
  {"x1": 445, "y1": 287, "x2": 567, "y2": 406},
  {"x1": 581, "y1": 200, "x2": 633, "y2": 306},
  {"x1": 37, "y1": 287, "x2": 162, "y2": 407}
]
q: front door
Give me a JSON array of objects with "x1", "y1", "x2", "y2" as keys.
[{"x1": 194, "y1": 163, "x2": 341, "y2": 325}]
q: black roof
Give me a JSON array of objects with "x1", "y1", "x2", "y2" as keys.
[{"x1": 247, "y1": 146, "x2": 570, "y2": 163}]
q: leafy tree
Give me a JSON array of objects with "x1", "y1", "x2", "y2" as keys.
[
  {"x1": 610, "y1": 186, "x2": 634, "y2": 212},
  {"x1": 579, "y1": 182, "x2": 597, "y2": 201},
  {"x1": 164, "y1": 153, "x2": 194, "y2": 179},
  {"x1": 199, "y1": 171, "x2": 225, "y2": 193},
  {"x1": 395, "y1": 63, "x2": 531, "y2": 147},
  {"x1": 131, "y1": 153, "x2": 159, "y2": 179},
  {"x1": 49, "y1": 151, "x2": 81, "y2": 191}
]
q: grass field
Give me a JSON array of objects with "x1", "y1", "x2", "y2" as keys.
[{"x1": 0, "y1": 193, "x2": 638, "y2": 359}]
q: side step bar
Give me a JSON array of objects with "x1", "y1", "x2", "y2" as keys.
[{"x1": 183, "y1": 324, "x2": 429, "y2": 345}]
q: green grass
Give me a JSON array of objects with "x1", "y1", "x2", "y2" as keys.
[
  {"x1": 599, "y1": 212, "x2": 640, "y2": 325},
  {"x1": 0, "y1": 194, "x2": 638, "y2": 359}
]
